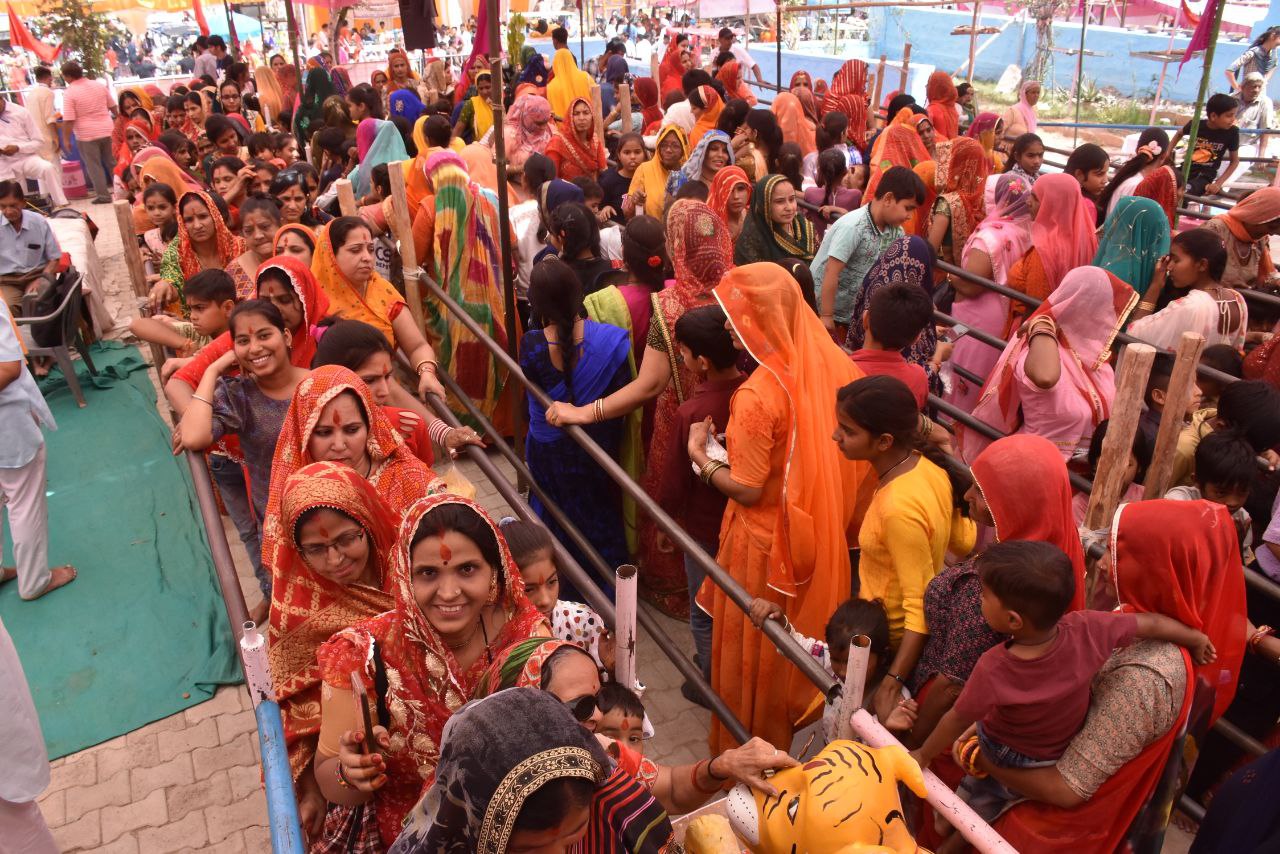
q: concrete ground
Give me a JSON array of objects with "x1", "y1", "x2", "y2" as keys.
[{"x1": 34, "y1": 176, "x2": 1200, "y2": 851}]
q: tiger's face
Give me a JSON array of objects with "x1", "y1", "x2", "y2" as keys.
[{"x1": 725, "y1": 740, "x2": 928, "y2": 854}]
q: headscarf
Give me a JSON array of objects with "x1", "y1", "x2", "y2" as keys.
[
  {"x1": 966, "y1": 111, "x2": 1003, "y2": 168},
  {"x1": 789, "y1": 70, "x2": 819, "y2": 121},
  {"x1": 547, "y1": 48, "x2": 593, "y2": 119},
  {"x1": 266, "y1": 461, "x2": 397, "y2": 778},
  {"x1": 422, "y1": 56, "x2": 451, "y2": 100},
  {"x1": 1217, "y1": 185, "x2": 1280, "y2": 281},
  {"x1": 666, "y1": 199, "x2": 734, "y2": 308},
  {"x1": 467, "y1": 70, "x2": 494, "y2": 138},
  {"x1": 633, "y1": 77, "x2": 663, "y2": 130},
  {"x1": 272, "y1": 223, "x2": 316, "y2": 257},
  {"x1": 863, "y1": 123, "x2": 931, "y2": 201},
  {"x1": 350, "y1": 118, "x2": 409, "y2": 199},
  {"x1": 605, "y1": 53, "x2": 630, "y2": 87},
  {"x1": 1092, "y1": 196, "x2": 1171, "y2": 297},
  {"x1": 713, "y1": 263, "x2": 874, "y2": 596},
  {"x1": 254, "y1": 64, "x2": 284, "y2": 120},
  {"x1": 541, "y1": 178, "x2": 586, "y2": 223},
  {"x1": 516, "y1": 52, "x2": 550, "y2": 92},
  {"x1": 1112, "y1": 499, "x2": 1245, "y2": 724},
  {"x1": 925, "y1": 70, "x2": 959, "y2": 140},
  {"x1": 658, "y1": 35, "x2": 688, "y2": 95},
  {"x1": 964, "y1": 266, "x2": 1137, "y2": 461},
  {"x1": 137, "y1": 147, "x2": 202, "y2": 192},
  {"x1": 687, "y1": 85, "x2": 723, "y2": 148},
  {"x1": 970, "y1": 435, "x2": 1088, "y2": 611},
  {"x1": 717, "y1": 59, "x2": 754, "y2": 105},
  {"x1": 472, "y1": 637, "x2": 578, "y2": 696},
  {"x1": 1134, "y1": 164, "x2": 1177, "y2": 227},
  {"x1": 316, "y1": 494, "x2": 548, "y2": 845},
  {"x1": 175, "y1": 190, "x2": 244, "y2": 282},
  {"x1": 845, "y1": 237, "x2": 938, "y2": 375},
  {"x1": 1029, "y1": 173, "x2": 1099, "y2": 293},
  {"x1": 293, "y1": 67, "x2": 335, "y2": 141},
  {"x1": 389, "y1": 88, "x2": 427, "y2": 125},
  {"x1": 961, "y1": 172, "x2": 1033, "y2": 283},
  {"x1": 275, "y1": 63, "x2": 300, "y2": 113},
  {"x1": 936, "y1": 136, "x2": 990, "y2": 247},
  {"x1": 504, "y1": 94, "x2": 555, "y2": 163},
  {"x1": 423, "y1": 158, "x2": 508, "y2": 423},
  {"x1": 385, "y1": 47, "x2": 419, "y2": 85},
  {"x1": 396, "y1": 688, "x2": 672, "y2": 854},
  {"x1": 666, "y1": 129, "x2": 733, "y2": 197},
  {"x1": 546, "y1": 97, "x2": 608, "y2": 178},
  {"x1": 631, "y1": 124, "x2": 687, "y2": 219},
  {"x1": 707, "y1": 164, "x2": 752, "y2": 228},
  {"x1": 254, "y1": 255, "x2": 330, "y2": 369},
  {"x1": 735, "y1": 173, "x2": 816, "y2": 264},
  {"x1": 310, "y1": 220, "x2": 408, "y2": 348},
  {"x1": 1014, "y1": 79, "x2": 1040, "y2": 133},
  {"x1": 824, "y1": 59, "x2": 869, "y2": 147},
  {"x1": 771, "y1": 91, "x2": 816, "y2": 158}
]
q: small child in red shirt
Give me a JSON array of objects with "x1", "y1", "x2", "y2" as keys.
[
  {"x1": 848, "y1": 281, "x2": 932, "y2": 410},
  {"x1": 654, "y1": 305, "x2": 744, "y2": 692},
  {"x1": 911, "y1": 540, "x2": 1214, "y2": 820}
]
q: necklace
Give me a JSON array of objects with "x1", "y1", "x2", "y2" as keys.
[
  {"x1": 876, "y1": 451, "x2": 915, "y2": 484},
  {"x1": 444, "y1": 618, "x2": 482, "y2": 652}
]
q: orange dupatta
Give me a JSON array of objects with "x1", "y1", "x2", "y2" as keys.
[
  {"x1": 771, "y1": 92, "x2": 816, "y2": 158},
  {"x1": 864, "y1": 122, "x2": 931, "y2": 201},
  {"x1": 687, "y1": 85, "x2": 723, "y2": 149},
  {"x1": 266, "y1": 461, "x2": 397, "y2": 778},
  {"x1": 544, "y1": 97, "x2": 608, "y2": 181},
  {"x1": 717, "y1": 59, "x2": 756, "y2": 105},
  {"x1": 310, "y1": 220, "x2": 408, "y2": 349}
]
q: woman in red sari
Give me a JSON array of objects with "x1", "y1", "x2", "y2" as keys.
[
  {"x1": 925, "y1": 70, "x2": 960, "y2": 140},
  {"x1": 824, "y1": 60, "x2": 869, "y2": 148},
  {"x1": 544, "y1": 200, "x2": 733, "y2": 616},
  {"x1": 1134, "y1": 163, "x2": 1179, "y2": 228},
  {"x1": 717, "y1": 59, "x2": 757, "y2": 106},
  {"x1": 986, "y1": 499, "x2": 1246, "y2": 852},
  {"x1": 267, "y1": 461, "x2": 398, "y2": 841},
  {"x1": 545, "y1": 97, "x2": 608, "y2": 182},
  {"x1": 312, "y1": 495, "x2": 548, "y2": 849},
  {"x1": 658, "y1": 34, "x2": 691, "y2": 97}
]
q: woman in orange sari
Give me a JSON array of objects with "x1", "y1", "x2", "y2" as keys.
[
  {"x1": 990, "y1": 499, "x2": 1245, "y2": 852},
  {"x1": 717, "y1": 59, "x2": 756, "y2": 106},
  {"x1": 1200, "y1": 185, "x2": 1280, "y2": 289},
  {"x1": 924, "y1": 137, "x2": 990, "y2": 271},
  {"x1": 687, "y1": 85, "x2": 724, "y2": 148},
  {"x1": 267, "y1": 461, "x2": 398, "y2": 840},
  {"x1": 771, "y1": 92, "x2": 816, "y2": 158},
  {"x1": 925, "y1": 70, "x2": 959, "y2": 140},
  {"x1": 863, "y1": 123, "x2": 931, "y2": 201},
  {"x1": 544, "y1": 200, "x2": 733, "y2": 616},
  {"x1": 545, "y1": 97, "x2": 608, "y2": 182},
  {"x1": 692, "y1": 263, "x2": 875, "y2": 753},
  {"x1": 1005, "y1": 173, "x2": 1099, "y2": 332}
]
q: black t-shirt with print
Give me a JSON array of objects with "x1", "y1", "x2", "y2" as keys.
[{"x1": 1180, "y1": 122, "x2": 1240, "y2": 175}]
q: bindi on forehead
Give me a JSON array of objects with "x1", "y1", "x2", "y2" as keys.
[
  {"x1": 331, "y1": 409, "x2": 342, "y2": 426},
  {"x1": 439, "y1": 541, "x2": 452, "y2": 564}
]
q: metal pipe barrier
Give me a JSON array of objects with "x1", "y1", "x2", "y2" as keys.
[
  {"x1": 184, "y1": 451, "x2": 305, "y2": 853},
  {"x1": 418, "y1": 273, "x2": 840, "y2": 700},
  {"x1": 1038, "y1": 119, "x2": 1274, "y2": 136},
  {"x1": 421, "y1": 373, "x2": 753, "y2": 741}
]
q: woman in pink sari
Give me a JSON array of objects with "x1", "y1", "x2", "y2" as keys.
[
  {"x1": 960, "y1": 266, "x2": 1138, "y2": 463},
  {"x1": 946, "y1": 172, "x2": 1034, "y2": 412},
  {"x1": 1006, "y1": 173, "x2": 1099, "y2": 334}
]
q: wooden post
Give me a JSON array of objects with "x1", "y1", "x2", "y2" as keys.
[
  {"x1": 834, "y1": 635, "x2": 871, "y2": 742},
  {"x1": 386, "y1": 161, "x2": 425, "y2": 333},
  {"x1": 590, "y1": 83, "x2": 605, "y2": 150},
  {"x1": 334, "y1": 178, "x2": 357, "y2": 217},
  {"x1": 1085, "y1": 343, "x2": 1157, "y2": 533},
  {"x1": 1143, "y1": 333, "x2": 1205, "y2": 499},
  {"x1": 898, "y1": 43, "x2": 911, "y2": 94},
  {"x1": 967, "y1": 0, "x2": 981, "y2": 83},
  {"x1": 619, "y1": 83, "x2": 632, "y2": 133},
  {"x1": 872, "y1": 53, "x2": 887, "y2": 127},
  {"x1": 113, "y1": 200, "x2": 170, "y2": 378}
]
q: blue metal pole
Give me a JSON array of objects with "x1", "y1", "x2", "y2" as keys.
[{"x1": 254, "y1": 699, "x2": 306, "y2": 854}]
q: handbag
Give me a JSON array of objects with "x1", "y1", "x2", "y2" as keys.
[{"x1": 311, "y1": 642, "x2": 391, "y2": 854}]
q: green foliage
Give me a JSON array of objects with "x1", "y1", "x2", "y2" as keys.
[
  {"x1": 507, "y1": 14, "x2": 527, "y2": 72},
  {"x1": 31, "y1": 0, "x2": 126, "y2": 79}
]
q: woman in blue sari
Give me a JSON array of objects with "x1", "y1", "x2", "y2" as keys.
[
  {"x1": 388, "y1": 89, "x2": 427, "y2": 127},
  {"x1": 521, "y1": 257, "x2": 632, "y2": 578}
]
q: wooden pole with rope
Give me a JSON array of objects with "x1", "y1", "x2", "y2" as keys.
[{"x1": 967, "y1": 0, "x2": 981, "y2": 83}]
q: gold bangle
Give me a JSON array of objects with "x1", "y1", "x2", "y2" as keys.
[
  {"x1": 1137, "y1": 301, "x2": 1157, "y2": 312},
  {"x1": 190, "y1": 393, "x2": 213, "y2": 407},
  {"x1": 415, "y1": 359, "x2": 438, "y2": 375},
  {"x1": 593, "y1": 399, "x2": 605, "y2": 423},
  {"x1": 701, "y1": 460, "x2": 727, "y2": 485}
]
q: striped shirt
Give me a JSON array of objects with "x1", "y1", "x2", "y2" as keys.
[{"x1": 60, "y1": 78, "x2": 114, "y2": 142}]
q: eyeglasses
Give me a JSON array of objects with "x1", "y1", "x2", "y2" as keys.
[
  {"x1": 298, "y1": 529, "x2": 366, "y2": 562},
  {"x1": 563, "y1": 692, "x2": 599, "y2": 723}
]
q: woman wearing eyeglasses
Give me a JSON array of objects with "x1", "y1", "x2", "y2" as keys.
[
  {"x1": 310, "y1": 495, "x2": 549, "y2": 850},
  {"x1": 266, "y1": 461, "x2": 399, "y2": 845},
  {"x1": 470, "y1": 637, "x2": 798, "y2": 817}
]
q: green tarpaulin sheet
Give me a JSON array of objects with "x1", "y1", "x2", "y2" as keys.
[{"x1": 1, "y1": 343, "x2": 242, "y2": 759}]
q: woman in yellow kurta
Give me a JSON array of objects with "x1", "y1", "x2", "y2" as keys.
[
  {"x1": 628, "y1": 124, "x2": 687, "y2": 219},
  {"x1": 690, "y1": 263, "x2": 876, "y2": 755},
  {"x1": 546, "y1": 48, "x2": 593, "y2": 119},
  {"x1": 832, "y1": 374, "x2": 975, "y2": 723}
]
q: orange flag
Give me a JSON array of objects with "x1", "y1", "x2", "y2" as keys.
[
  {"x1": 192, "y1": 0, "x2": 210, "y2": 37},
  {"x1": 6, "y1": 4, "x2": 60, "y2": 63}
]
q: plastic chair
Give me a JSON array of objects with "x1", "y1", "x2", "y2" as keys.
[{"x1": 17, "y1": 273, "x2": 97, "y2": 408}]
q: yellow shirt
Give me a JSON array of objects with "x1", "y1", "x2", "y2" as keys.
[
  {"x1": 857, "y1": 457, "x2": 975, "y2": 645},
  {"x1": 1171, "y1": 407, "x2": 1217, "y2": 488}
]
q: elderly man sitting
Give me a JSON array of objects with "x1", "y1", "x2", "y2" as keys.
[
  {"x1": 0, "y1": 97, "x2": 67, "y2": 208},
  {"x1": 0, "y1": 181, "x2": 61, "y2": 319}
]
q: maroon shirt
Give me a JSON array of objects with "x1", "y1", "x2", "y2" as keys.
[
  {"x1": 954, "y1": 610, "x2": 1139, "y2": 760},
  {"x1": 849, "y1": 349, "x2": 928, "y2": 409},
  {"x1": 654, "y1": 375, "x2": 746, "y2": 547}
]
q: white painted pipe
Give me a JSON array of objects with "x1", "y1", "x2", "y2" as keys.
[
  {"x1": 850, "y1": 709, "x2": 1019, "y2": 854},
  {"x1": 615, "y1": 564, "x2": 638, "y2": 693},
  {"x1": 834, "y1": 634, "x2": 870, "y2": 741}
]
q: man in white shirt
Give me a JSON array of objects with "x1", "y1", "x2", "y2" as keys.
[
  {"x1": 718, "y1": 27, "x2": 762, "y2": 83},
  {"x1": 23, "y1": 67, "x2": 58, "y2": 170},
  {"x1": 1227, "y1": 71, "x2": 1275, "y2": 190},
  {"x1": 0, "y1": 98, "x2": 66, "y2": 207},
  {"x1": 192, "y1": 36, "x2": 219, "y2": 81}
]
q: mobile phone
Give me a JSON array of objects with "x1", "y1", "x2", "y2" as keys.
[{"x1": 350, "y1": 671, "x2": 375, "y2": 756}]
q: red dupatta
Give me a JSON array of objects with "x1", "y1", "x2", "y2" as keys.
[
  {"x1": 545, "y1": 97, "x2": 607, "y2": 178},
  {"x1": 970, "y1": 434, "x2": 1088, "y2": 611},
  {"x1": 996, "y1": 499, "x2": 1246, "y2": 851},
  {"x1": 255, "y1": 255, "x2": 330, "y2": 370},
  {"x1": 706, "y1": 165, "x2": 752, "y2": 230},
  {"x1": 266, "y1": 461, "x2": 397, "y2": 778},
  {"x1": 658, "y1": 37, "x2": 687, "y2": 96},
  {"x1": 1135, "y1": 165, "x2": 1178, "y2": 228},
  {"x1": 176, "y1": 190, "x2": 245, "y2": 281},
  {"x1": 925, "y1": 70, "x2": 959, "y2": 140}
]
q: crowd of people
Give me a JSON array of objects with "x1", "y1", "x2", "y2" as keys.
[{"x1": 4, "y1": 18, "x2": 1280, "y2": 853}]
